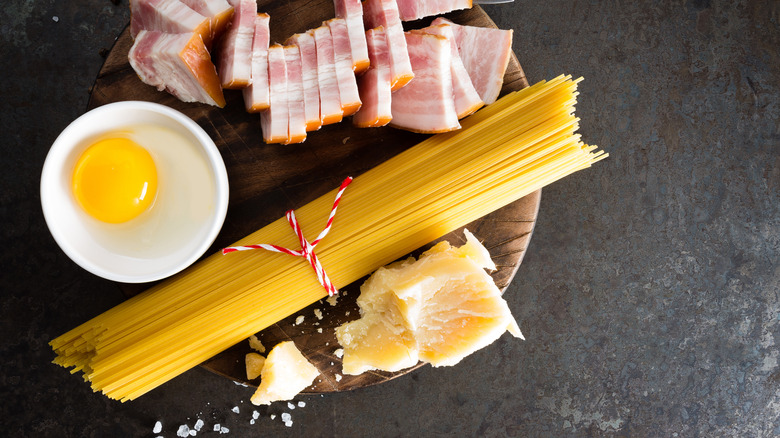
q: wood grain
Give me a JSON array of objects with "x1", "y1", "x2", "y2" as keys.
[{"x1": 89, "y1": 2, "x2": 540, "y2": 392}]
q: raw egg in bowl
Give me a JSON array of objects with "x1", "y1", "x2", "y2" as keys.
[{"x1": 41, "y1": 101, "x2": 229, "y2": 283}]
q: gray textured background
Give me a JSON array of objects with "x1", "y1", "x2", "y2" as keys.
[{"x1": 1, "y1": 0, "x2": 778, "y2": 436}]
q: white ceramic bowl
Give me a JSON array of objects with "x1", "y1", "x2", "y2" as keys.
[{"x1": 41, "y1": 101, "x2": 229, "y2": 283}]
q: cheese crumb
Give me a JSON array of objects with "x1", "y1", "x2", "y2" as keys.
[
  {"x1": 248, "y1": 335, "x2": 265, "y2": 353},
  {"x1": 314, "y1": 309, "x2": 323, "y2": 320},
  {"x1": 317, "y1": 328, "x2": 323, "y2": 333},
  {"x1": 295, "y1": 315, "x2": 305, "y2": 325},
  {"x1": 334, "y1": 348, "x2": 344, "y2": 358},
  {"x1": 153, "y1": 421, "x2": 162, "y2": 434},
  {"x1": 326, "y1": 296, "x2": 338, "y2": 306},
  {"x1": 335, "y1": 374, "x2": 342, "y2": 382}
]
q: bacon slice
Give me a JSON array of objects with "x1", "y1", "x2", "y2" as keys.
[
  {"x1": 260, "y1": 45, "x2": 289, "y2": 144},
  {"x1": 130, "y1": 0, "x2": 210, "y2": 44},
  {"x1": 353, "y1": 27, "x2": 392, "y2": 128},
  {"x1": 389, "y1": 32, "x2": 459, "y2": 133},
  {"x1": 243, "y1": 13, "x2": 271, "y2": 112},
  {"x1": 284, "y1": 45, "x2": 308, "y2": 144},
  {"x1": 179, "y1": 0, "x2": 234, "y2": 44},
  {"x1": 362, "y1": 0, "x2": 414, "y2": 91},
  {"x1": 334, "y1": 0, "x2": 370, "y2": 74},
  {"x1": 326, "y1": 18, "x2": 362, "y2": 116},
  {"x1": 312, "y1": 26, "x2": 344, "y2": 126},
  {"x1": 286, "y1": 32, "x2": 322, "y2": 131},
  {"x1": 431, "y1": 17, "x2": 512, "y2": 105},
  {"x1": 395, "y1": 0, "x2": 472, "y2": 22},
  {"x1": 129, "y1": 30, "x2": 226, "y2": 107},
  {"x1": 216, "y1": 0, "x2": 257, "y2": 89},
  {"x1": 417, "y1": 24, "x2": 483, "y2": 119}
]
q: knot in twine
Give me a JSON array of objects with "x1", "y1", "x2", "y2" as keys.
[{"x1": 222, "y1": 177, "x2": 353, "y2": 296}]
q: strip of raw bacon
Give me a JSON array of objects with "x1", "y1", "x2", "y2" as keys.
[
  {"x1": 431, "y1": 17, "x2": 512, "y2": 105},
  {"x1": 395, "y1": 0, "x2": 471, "y2": 22},
  {"x1": 333, "y1": 0, "x2": 370, "y2": 74},
  {"x1": 179, "y1": 0, "x2": 234, "y2": 44},
  {"x1": 284, "y1": 45, "x2": 308, "y2": 144},
  {"x1": 243, "y1": 13, "x2": 271, "y2": 112},
  {"x1": 389, "y1": 32, "x2": 459, "y2": 133},
  {"x1": 312, "y1": 26, "x2": 344, "y2": 126},
  {"x1": 362, "y1": 0, "x2": 414, "y2": 91},
  {"x1": 416, "y1": 24, "x2": 483, "y2": 119},
  {"x1": 286, "y1": 32, "x2": 322, "y2": 131},
  {"x1": 130, "y1": 0, "x2": 210, "y2": 44},
  {"x1": 326, "y1": 18, "x2": 362, "y2": 116},
  {"x1": 216, "y1": 0, "x2": 257, "y2": 89},
  {"x1": 260, "y1": 45, "x2": 289, "y2": 144},
  {"x1": 353, "y1": 27, "x2": 392, "y2": 128},
  {"x1": 129, "y1": 30, "x2": 226, "y2": 107}
]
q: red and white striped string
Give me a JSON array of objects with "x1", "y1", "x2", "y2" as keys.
[{"x1": 222, "y1": 177, "x2": 353, "y2": 296}]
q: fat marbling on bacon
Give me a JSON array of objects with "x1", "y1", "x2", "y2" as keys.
[
  {"x1": 129, "y1": 30, "x2": 226, "y2": 107},
  {"x1": 243, "y1": 13, "x2": 271, "y2": 112},
  {"x1": 353, "y1": 27, "x2": 392, "y2": 128},
  {"x1": 333, "y1": 0, "x2": 370, "y2": 74},
  {"x1": 130, "y1": 0, "x2": 211, "y2": 44},
  {"x1": 312, "y1": 26, "x2": 344, "y2": 126},
  {"x1": 284, "y1": 45, "x2": 308, "y2": 144},
  {"x1": 417, "y1": 24, "x2": 483, "y2": 119},
  {"x1": 216, "y1": 0, "x2": 257, "y2": 89},
  {"x1": 431, "y1": 17, "x2": 513, "y2": 105},
  {"x1": 326, "y1": 18, "x2": 362, "y2": 116},
  {"x1": 286, "y1": 32, "x2": 323, "y2": 131},
  {"x1": 395, "y1": 0, "x2": 472, "y2": 22},
  {"x1": 260, "y1": 44, "x2": 289, "y2": 144},
  {"x1": 178, "y1": 0, "x2": 234, "y2": 45},
  {"x1": 389, "y1": 32, "x2": 460, "y2": 133},
  {"x1": 362, "y1": 0, "x2": 414, "y2": 91}
]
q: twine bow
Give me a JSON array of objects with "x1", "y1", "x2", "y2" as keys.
[{"x1": 222, "y1": 177, "x2": 353, "y2": 296}]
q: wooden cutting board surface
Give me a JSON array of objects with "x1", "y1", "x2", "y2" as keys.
[{"x1": 88, "y1": 2, "x2": 540, "y2": 393}]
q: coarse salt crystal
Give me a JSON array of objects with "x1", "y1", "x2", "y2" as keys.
[
  {"x1": 52, "y1": 16, "x2": 59, "y2": 22},
  {"x1": 270, "y1": 415, "x2": 276, "y2": 420},
  {"x1": 281, "y1": 412, "x2": 293, "y2": 427},
  {"x1": 317, "y1": 328, "x2": 323, "y2": 333},
  {"x1": 153, "y1": 421, "x2": 162, "y2": 434},
  {"x1": 220, "y1": 426, "x2": 230, "y2": 434},
  {"x1": 287, "y1": 402, "x2": 296, "y2": 410},
  {"x1": 194, "y1": 419, "x2": 204, "y2": 431},
  {"x1": 335, "y1": 374, "x2": 342, "y2": 382},
  {"x1": 232, "y1": 406, "x2": 240, "y2": 414},
  {"x1": 189, "y1": 430, "x2": 196, "y2": 436},
  {"x1": 177, "y1": 425, "x2": 190, "y2": 437},
  {"x1": 252, "y1": 410, "x2": 260, "y2": 420},
  {"x1": 295, "y1": 315, "x2": 305, "y2": 325},
  {"x1": 213, "y1": 424, "x2": 221, "y2": 432},
  {"x1": 250, "y1": 419, "x2": 255, "y2": 425},
  {"x1": 298, "y1": 401, "x2": 306, "y2": 408}
]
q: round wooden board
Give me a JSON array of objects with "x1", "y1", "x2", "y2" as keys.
[{"x1": 89, "y1": 2, "x2": 540, "y2": 393}]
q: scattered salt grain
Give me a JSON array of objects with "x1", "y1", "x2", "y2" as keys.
[
  {"x1": 335, "y1": 374, "x2": 342, "y2": 382},
  {"x1": 213, "y1": 424, "x2": 221, "y2": 432},
  {"x1": 270, "y1": 415, "x2": 276, "y2": 420},
  {"x1": 314, "y1": 309, "x2": 323, "y2": 320},
  {"x1": 317, "y1": 328, "x2": 323, "y2": 333},
  {"x1": 298, "y1": 401, "x2": 306, "y2": 408},
  {"x1": 295, "y1": 315, "x2": 305, "y2": 325},
  {"x1": 194, "y1": 419, "x2": 204, "y2": 431},
  {"x1": 287, "y1": 402, "x2": 296, "y2": 410},
  {"x1": 345, "y1": 311, "x2": 351, "y2": 316},
  {"x1": 220, "y1": 426, "x2": 230, "y2": 434},
  {"x1": 153, "y1": 421, "x2": 162, "y2": 434},
  {"x1": 189, "y1": 430, "x2": 196, "y2": 436},
  {"x1": 334, "y1": 348, "x2": 344, "y2": 358},
  {"x1": 281, "y1": 412, "x2": 293, "y2": 427},
  {"x1": 232, "y1": 406, "x2": 240, "y2": 414},
  {"x1": 250, "y1": 419, "x2": 255, "y2": 425},
  {"x1": 52, "y1": 16, "x2": 59, "y2": 22},
  {"x1": 252, "y1": 410, "x2": 260, "y2": 420},
  {"x1": 176, "y1": 425, "x2": 190, "y2": 437}
]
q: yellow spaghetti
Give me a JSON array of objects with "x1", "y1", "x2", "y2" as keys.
[{"x1": 51, "y1": 75, "x2": 607, "y2": 401}]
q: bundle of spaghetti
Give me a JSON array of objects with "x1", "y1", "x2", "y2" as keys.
[{"x1": 50, "y1": 74, "x2": 607, "y2": 401}]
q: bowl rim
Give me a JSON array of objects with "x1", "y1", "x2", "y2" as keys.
[{"x1": 40, "y1": 101, "x2": 229, "y2": 283}]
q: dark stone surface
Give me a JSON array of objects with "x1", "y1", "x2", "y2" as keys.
[{"x1": 1, "y1": 0, "x2": 778, "y2": 436}]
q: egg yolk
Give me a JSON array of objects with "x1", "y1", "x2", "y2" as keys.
[{"x1": 72, "y1": 138, "x2": 158, "y2": 224}]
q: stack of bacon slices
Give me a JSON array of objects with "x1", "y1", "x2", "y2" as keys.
[{"x1": 127, "y1": 0, "x2": 514, "y2": 143}]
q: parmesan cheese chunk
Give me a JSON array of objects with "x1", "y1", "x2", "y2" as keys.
[
  {"x1": 335, "y1": 230, "x2": 522, "y2": 375},
  {"x1": 250, "y1": 341, "x2": 319, "y2": 405},
  {"x1": 245, "y1": 352, "x2": 265, "y2": 380}
]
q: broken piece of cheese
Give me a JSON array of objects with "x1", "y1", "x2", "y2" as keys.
[
  {"x1": 250, "y1": 341, "x2": 319, "y2": 405},
  {"x1": 245, "y1": 352, "x2": 265, "y2": 380},
  {"x1": 335, "y1": 230, "x2": 523, "y2": 375}
]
